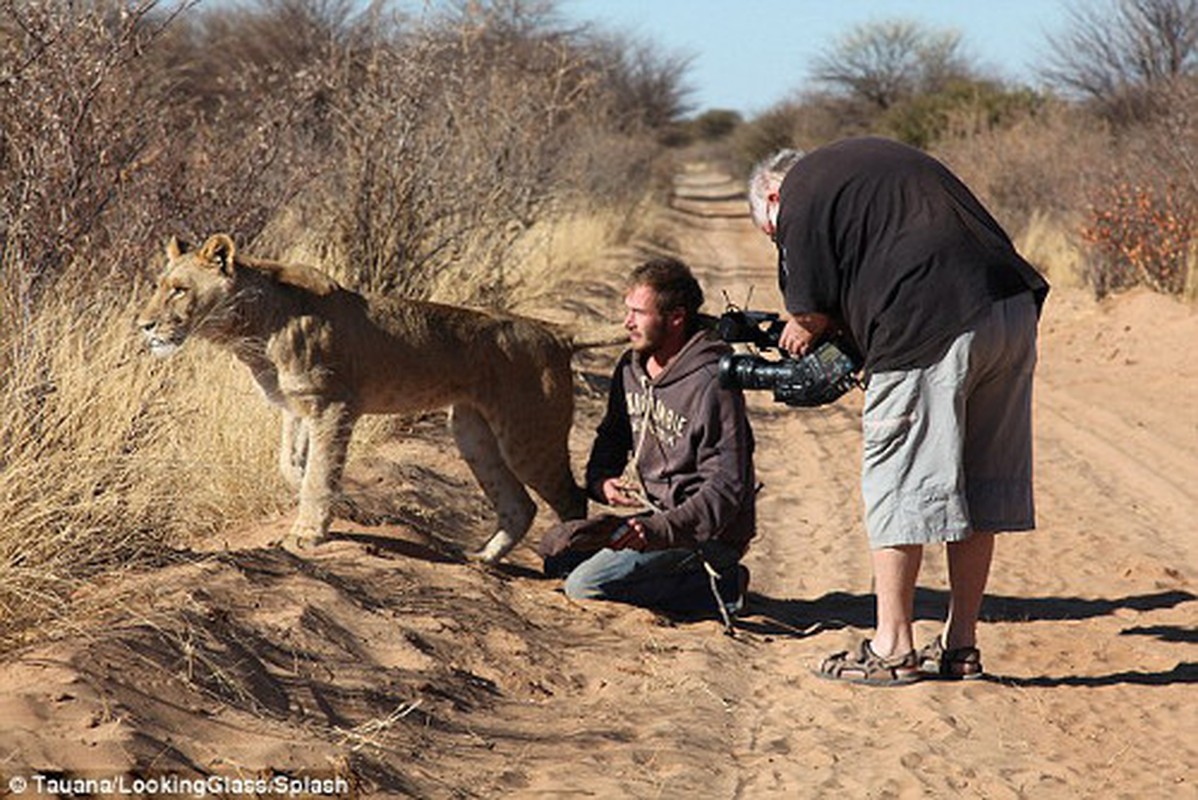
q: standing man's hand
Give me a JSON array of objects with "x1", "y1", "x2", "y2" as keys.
[{"x1": 779, "y1": 312, "x2": 834, "y2": 355}]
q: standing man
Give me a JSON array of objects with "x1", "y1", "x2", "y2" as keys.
[
  {"x1": 749, "y1": 137, "x2": 1048, "y2": 684},
  {"x1": 538, "y1": 257, "x2": 756, "y2": 616}
]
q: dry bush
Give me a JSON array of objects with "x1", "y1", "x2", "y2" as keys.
[
  {"x1": 260, "y1": 1, "x2": 668, "y2": 305},
  {"x1": 0, "y1": 0, "x2": 676, "y2": 645},
  {"x1": 879, "y1": 79, "x2": 1044, "y2": 150},
  {"x1": 1073, "y1": 79, "x2": 1198, "y2": 297},
  {"x1": 726, "y1": 101, "x2": 828, "y2": 175},
  {"x1": 0, "y1": 0, "x2": 180, "y2": 362},
  {"x1": 0, "y1": 0, "x2": 315, "y2": 295},
  {"x1": 1041, "y1": 0, "x2": 1198, "y2": 125},
  {"x1": 1081, "y1": 179, "x2": 1195, "y2": 295},
  {"x1": 810, "y1": 19, "x2": 974, "y2": 112},
  {"x1": 315, "y1": 28, "x2": 599, "y2": 298},
  {"x1": 0, "y1": 286, "x2": 286, "y2": 646},
  {"x1": 579, "y1": 25, "x2": 695, "y2": 131},
  {"x1": 931, "y1": 100, "x2": 1108, "y2": 239}
]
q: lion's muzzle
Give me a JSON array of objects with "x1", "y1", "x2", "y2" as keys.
[{"x1": 138, "y1": 320, "x2": 182, "y2": 357}]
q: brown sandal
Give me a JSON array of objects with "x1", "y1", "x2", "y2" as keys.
[
  {"x1": 815, "y1": 639, "x2": 921, "y2": 686},
  {"x1": 917, "y1": 635, "x2": 984, "y2": 680}
]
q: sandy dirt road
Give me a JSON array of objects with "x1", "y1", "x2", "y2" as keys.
[{"x1": 0, "y1": 165, "x2": 1193, "y2": 798}]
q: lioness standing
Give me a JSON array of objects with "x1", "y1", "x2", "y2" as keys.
[{"x1": 137, "y1": 233, "x2": 592, "y2": 563}]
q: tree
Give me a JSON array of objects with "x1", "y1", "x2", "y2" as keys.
[
  {"x1": 1041, "y1": 0, "x2": 1198, "y2": 117},
  {"x1": 879, "y1": 78, "x2": 1044, "y2": 149},
  {"x1": 692, "y1": 108, "x2": 742, "y2": 140},
  {"x1": 582, "y1": 30, "x2": 695, "y2": 130},
  {"x1": 810, "y1": 19, "x2": 972, "y2": 110}
]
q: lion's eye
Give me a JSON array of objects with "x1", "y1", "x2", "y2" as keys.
[{"x1": 169, "y1": 286, "x2": 188, "y2": 299}]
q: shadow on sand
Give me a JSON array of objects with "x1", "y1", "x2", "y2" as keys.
[{"x1": 729, "y1": 587, "x2": 1197, "y2": 687}]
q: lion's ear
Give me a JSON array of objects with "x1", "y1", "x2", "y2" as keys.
[
  {"x1": 165, "y1": 236, "x2": 187, "y2": 260},
  {"x1": 199, "y1": 233, "x2": 236, "y2": 277}
]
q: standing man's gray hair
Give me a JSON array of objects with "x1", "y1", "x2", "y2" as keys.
[{"x1": 747, "y1": 148, "x2": 805, "y2": 232}]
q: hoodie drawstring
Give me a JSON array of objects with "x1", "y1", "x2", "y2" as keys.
[{"x1": 625, "y1": 379, "x2": 739, "y2": 636}]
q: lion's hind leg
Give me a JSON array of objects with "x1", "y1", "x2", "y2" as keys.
[
  {"x1": 449, "y1": 404, "x2": 537, "y2": 564},
  {"x1": 516, "y1": 441, "x2": 586, "y2": 524},
  {"x1": 491, "y1": 386, "x2": 586, "y2": 524}
]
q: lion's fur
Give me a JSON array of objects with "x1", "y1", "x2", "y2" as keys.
[{"x1": 137, "y1": 233, "x2": 591, "y2": 561}]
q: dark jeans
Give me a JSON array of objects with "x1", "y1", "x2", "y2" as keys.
[{"x1": 543, "y1": 540, "x2": 742, "y2": 613}]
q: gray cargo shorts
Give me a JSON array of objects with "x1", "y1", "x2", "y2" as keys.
[{"x1": 861, "y1": 291, "x2": 1039, "y2": 549}]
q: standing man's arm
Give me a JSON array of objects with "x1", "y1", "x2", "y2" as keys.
[
  {"x1": 779, "y1": 312, "x2": 835, "y2": 356},
  {"x1": 774, "y1": 171, "x2": 843, "y2": 356}
]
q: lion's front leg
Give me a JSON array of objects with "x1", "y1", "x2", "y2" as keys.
[
  {"x1": 287, "y1": 402, "x2": 355, "y2": 550},
  {"x1": 278, "y1": 411, "x2": 308, "y2": 491}
]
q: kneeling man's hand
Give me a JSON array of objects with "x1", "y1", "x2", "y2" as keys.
[
  {"x1": 601, "y1": 477, "x2": 642, "y2": 508},
  {"x1": 609, "y1": 516, "x2": 650, "y2": 551}
]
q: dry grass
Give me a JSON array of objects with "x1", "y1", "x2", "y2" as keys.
[
  {"x1": 0, "y1": 197, "x2": 646, "y2": 650},
  {"x1": 1015, "y1": 210, "x2": 1087, "y2": 290},
  {"x1": 0, "y1": 287, "x2": 287, "y2": 646},
  {"x1": 0, "y1": 0, "x2": 680, "y2": 648},
  {"x1": 1187, "y1": 244, "x2": 1198, "y2": 302},
  {"x1": 433, "y1": 198, "x2": 655, "y2": 309}
]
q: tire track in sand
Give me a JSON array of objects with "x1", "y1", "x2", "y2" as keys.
[{"x1": 661, "y1": 164, "x2": 1196, "y2": 799}]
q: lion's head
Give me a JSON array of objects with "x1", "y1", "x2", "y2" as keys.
[
  {"x1": 138, "y1": 232, "x2": 344, "y2": 357},
  {"x1": 137, "y1": 233, "x2": 242, "y2": 357}
]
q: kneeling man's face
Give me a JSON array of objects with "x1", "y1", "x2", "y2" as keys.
[{"x1": 623, "y1": 284, "x2": 668, "y2": 355}]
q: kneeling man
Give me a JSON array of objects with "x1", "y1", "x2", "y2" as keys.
[{"x1": 539, "y1": 258, "x2": 756, "y2": 615}]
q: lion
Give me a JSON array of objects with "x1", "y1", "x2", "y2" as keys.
[{"x1": 137, "y1": 232, "x2": 616, "y2": 563}]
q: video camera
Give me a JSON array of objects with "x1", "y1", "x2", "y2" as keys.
[{"x1": 715, "y1": 307, "x2": 862, "y2": 407}]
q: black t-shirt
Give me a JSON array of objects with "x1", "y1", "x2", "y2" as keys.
[{"x1": 775, "y1": 136, "x2": 1049, "y2": 372}]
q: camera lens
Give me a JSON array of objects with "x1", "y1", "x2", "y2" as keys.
[{"x1": 719, "y1": 353, "x2": 792, "y2": 391}]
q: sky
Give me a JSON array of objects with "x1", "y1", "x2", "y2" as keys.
[{"x1": 557, "y1": 0, "x2": 1077, "y2": 116}]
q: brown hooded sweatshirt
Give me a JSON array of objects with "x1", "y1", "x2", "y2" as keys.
[{"x1": 585, "y1": 329, "x2": 757, "y2": 553}]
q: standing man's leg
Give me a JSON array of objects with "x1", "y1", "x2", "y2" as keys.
[
  {"x1": 943, "y1": 531, "x2": 995, "y2": 650},
  {"x1": 819, "y1": 333, "x2": 973, "y2": 683},
  {"x1": 858, "y1": 358, "x2": 970, "y2": 662},
  {"x1": 929, "y1": 291, "x2": 1038, "y2": 672},
  {"x1": 870, "y1": 544, "x2": 922, "y2": 658},
  {"x1": 949, "y1": 292, "x2": 1039, "y2": 647}
]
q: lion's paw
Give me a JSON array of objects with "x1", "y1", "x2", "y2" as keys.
[
  {"x1": 466, "y1": 548, "x2": 500, "y2": 566},
  {"x1": 470, "y1": 530, "x2": 518, "y2": 565},
  {"x1": 282, "y1": 524, "x2": 329, "y2": 552}
]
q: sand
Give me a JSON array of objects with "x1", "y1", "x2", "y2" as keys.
[{"x1": 0, "y1": 166, "x2": 1193, "y2": 798}]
